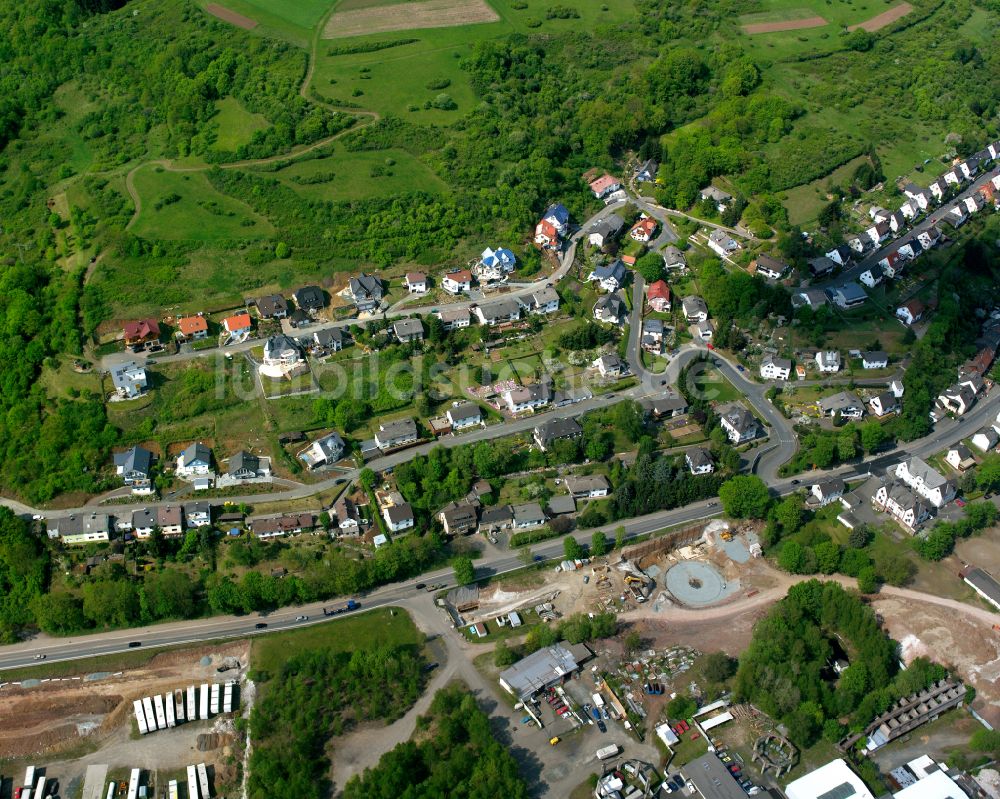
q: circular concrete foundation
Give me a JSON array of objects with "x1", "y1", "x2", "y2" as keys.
[{"x1": 664, "y1": 560, "x2": 728, "y2": 607}]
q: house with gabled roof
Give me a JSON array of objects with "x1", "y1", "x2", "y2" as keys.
[
  {"x1": 442, "y1": 269, "x2": 473, "y2": 295},
  {"x1": 749, "y1": 254, "x2": 788, "y2": 281},
  {"x1": 223, "y1": 312, "x2": 252, "y2": 337},
  {"x1": 435, "y1": 306, "x2": 471, "y2": 330},
  {"x1": 475, "y1": 298, "x2": 522, "y2": 326},
  {"x1": 719, "y1": 406, "x2": 759, "y2": 444},
  {"x1": 859, "y1": 264, "x2": 884, "y2": 288},
  {"x1": 760, "y1": 355, "x2": 791, "y2": 381},
  {"x1": 928, "y1": 177, "x2": 948, "y2": 202},
  {"x1": 945, "y1": 443, "x2": 976, "y2": 472},
  {"x1": 869, "y1": 391, "x2": 899, "y2": 417},
  {"x1": 682, "y1": 296, "x2": 708, "y2": 323},
  {"x1": 588, "y1": 214, "x2": 625, "y2": 248},
  {"x1": 593, "y1": 294, "x2": 626, "y2": 325},
  {"x1": 542, "y1": 203, "x2": 570, "y2": 235},
  {"x1": 255, "y1": 294, "x2": 288, "y2": 319},
  {"x1": 700, "y1": 186, "x2": 732, "y2": 211},
  {"x1": 865, "y1": 220, "x2": 891, "y2": 245},
  {"x1": 392, "y1": 318, "x2": 424, "y2": 343},
  {"x1": 589, "y1": 173, "x2": 621, "y2": 198},
  {"x1": 818, "y1": 391, "x2": 865, "y2": 419},
  {"x1": 313, "y1": 327, "x2": 345, "y2": 353},
  {"x1": 629, "y1": 216, "x2": 658, "y2": 242},
  {"x1": 662, "y1": 245, "x2": 687, "y2": 270},
  {"x1": 177, "y1": 442, "x2": 213, "y2": 479},
  {"x1": 917, "y1": 226, "x2": 942, "y2": 250},
  {"x1": 588, "y1": 259, "x2": 628, "y2": 292},
  {"x1": 345, "y1": 275, "x2": 382, "y2": 313},
  {"x1": 825, "y1": 245, "x2": 853, "y2": 266},
  {"x1": 123, "y1": 318, "x2": 160, "y2": 348},
  {"x1": 815, "y1": 350, "x2": 841, "y2": 373},
  {"x1": 646, "y1": 280, "x2": 671, "y2": 312},
  {"x1": 896, "y1": 299, "x2": 925, "y2": 326},
  {"x1": 111, "y1": 360, "x2": 148, "y2": 399},
  {"x1": 405, "y1": 272, "x2": 427, "y2": 293},
  {"x1": 685, "y1": 448, "x2": 714, "y2": 475},
  {"x1": 114, "y1": 446, "x2": 154, "y2": 494},
  {"x1": 533, "y1": 417, "x2": 582, "y2": 451},
  {"x1": 707, "y1": 229, "x2": 739, "y2": 256},
  {"x1": 635, "y1": 159, "x2": 658, "y2": 182},
  {"x1": 534, "y1": 218, "x2": 560, "y2": 250},
  {"x1": 861, "y1": 351, "x2": 888, "y2": 369},
  {"x1": 894, "y1": 456, "x2": 956, "y2": 508},
  {"x1": 294, "y1": 285, "x2": 327, "y2": 313},
  {"x1": 446, "y1": 402, "x2": 483, "y2": 431},
  {"x1": 176, "y1": 315, "x2": 208, "y2": 340},
  {"x1": 873, "y1": 481, "x2": 932, "y2": 532},
  {"x1": 298, "y1": 431, "x2": 345, "y2": 470},
  {"x1": 226, "y1": 450, "x2": 271, "y2": 482},
  {"x1": 524, "y1": 286, "x2": 560, "y2": 315}
]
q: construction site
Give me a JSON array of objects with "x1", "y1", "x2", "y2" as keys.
[{"x1": 0, "y1": 643, "x2": 249, "y2": 799}]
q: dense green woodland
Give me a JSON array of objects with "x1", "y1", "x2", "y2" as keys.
[{"x1": 342, "y1": 685, "x2": 529, "y2": 799}]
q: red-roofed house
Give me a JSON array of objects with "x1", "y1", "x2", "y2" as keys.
[
  {"x1": 223, "y1": 312, "x2": 253, "y2": 335},
  {"x1": 442, "y1": 269, "x2": 473, "y2": 295},
  {"x1": 123, "y1": 319, "x2": 160, "y2": 347},
  {"x1": 589, "y1": 174, "x2": 621, "y2": 199},
  {"x1": 646, "y1": 280, "x2": 671, "y2": 312},
  {"x1": 896, "y1": 299, "x2": 926, "y2": 326},
  {"x1": 630, "y1": 217, "x2": 658, "y2": 242},
  {"x1": 534, "y1": 219, "x2": 559, "y2": 250},
  {"x1": 176, "y1": 315, "x2": 208, "y2": 340},
  {"x1": 405, "y1": 272, "x2": 427, "y2": 293}
]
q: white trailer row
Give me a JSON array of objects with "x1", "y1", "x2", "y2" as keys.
[
  {"x1": 187, "y1": 765, "x2": 200, "y2": 799},
  {"x1": 197, "y1": 763, "x2": 211, "y2": 799},
  {"x1": 134, "y1": 681, "x2": 239, "y2": 734},
  {"x1": 127, "y1": 768, "x2": 141, "y2": 799}
]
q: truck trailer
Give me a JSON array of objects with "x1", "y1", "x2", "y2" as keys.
[
  {"x1": 134, "y1": 699, "x2": 149, "y2": 735},
  {"x1": 197, "y1": 763, "x2": 211, "y2": 799},
  {"x1": 168, "y1": 780, "x2": 178, "y2": 799},
  {"x1": 34, "y1": 776, "x2": 46, "y2": 799},
  {"x1": 199, "y1": 683, "x2": 209, "y2": 720},
  {"x1": 222, "y1": 681, "x2": 233, "y2": 713},
  {"x1": 165, "y1": 692, "x2": 176, "y2": 728},
  {"x1": 23, "y1": 767, "x2": 35, "y2": 797},
  {"x1": 126, "y1": 769, "x2": 140, "y2": 799},
  {"x1": 142, "y1": 696, "x2": 157, "y2": 730},
  {"x1": 187, "y1": 765, "x2": 199, "y2": 799},
  {"x1": 209, "y1": 683, "x2": 220, "y2": 715},
  {"x1": 153, "y1": 693, "x2": 167, "y2": 730},
  {"x1": 105, "y1": 782, "x2": 116, "y2": 799},
  {"x1": 187, "y1": 685, "x2": 197, "y2": 720},
  {"x1": 596, "y1": 744, "x2": 620, "y2": 760},
  {"x1": 175, "y1": 689, "x2": 186, "y2": 723},
  {"x1": 592, "y1": 693, "x2": 605, "y2": 708}
]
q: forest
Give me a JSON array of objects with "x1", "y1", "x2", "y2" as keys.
[
  {"x1": 735, "y1": 580, "x2": 949, "y2": 748},
  {"x1": 342, "y1": 684, "x2": 529, "y2": 799}
]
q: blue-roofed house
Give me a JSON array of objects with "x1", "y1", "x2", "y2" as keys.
[
  {"x1": 587, "y1": 259, "x2": 628, "y2": 292},
  {"x1": 831, "y1": 282, "x2": 867, "y2": 309},
  {"x1": 481, "y1": 246, "x2": 518, "y2": 273},
  {"x1": 543, "y1": 204, "x2": 570, "y2": 235}
]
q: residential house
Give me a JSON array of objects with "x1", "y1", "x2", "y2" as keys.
[
  {"x1": 157, "y1": 506, "x2": 184, "y2": 537},
  {"x1": 534, "y1": 218, "x2": 560, "y2": 250},
  {"x1": 546, "y1": 495, "x2": 576, "y2": 516},
  {"x1": 861, "y1": 351, "x2": 889, "y2": 369},
  {"x1": 333, "y1": 495, "x2": 360, "y2": 534},
  {"x1": 588, "y1": 214, "x2": 625, "y2": 248},
  {"x1": 438, "y1": 501, "x2": 478, "y2": 535},
  {"x1": 662, "y1": 246, "x2": 687, "y2": 270},
  {"x1": 629, "y1": 216, "x2": 657, "y2": 242},
  {"x1": 589, "y1": 174, "x2": 621, "y2": 198},
  {"x1": 947, "y1": 203, "x2": 968, "y2": 227},
  {"x1": 899, "y1": 199, "x2": 920, "y2": 220},
  {"x1": 697, "y1": 320, "x2": 714, "y2": 340},
  {"x1": 891, "y1": 379, "x2": 905, "y2": 398},
  {"x1": 646, "y1": 280, "x2": 671, "y2": 312},
  {"x1": 524, "y1": 286, "x2": 560, "y2": 315},
  {"x1": 111, "y1": 360, "x2": 148, "y2": 400},
  {"x1": 808, "y1": 256, "x2": 838, "y2": 276},
  {"x1": 869, "y1": 391, "x2": 900, "y2": 417},
  {"x1": 512, "y1": 503, "x2": 546, "y2": 529},
  {"x1": 937, "y1": 382, "x2": 977, "y2": 416},
  {"x1": 811, "y1": 478, "x2": 845, "y2": 507},
  {"x1": 888, "y1": 210, "x2": 906, "y2": 235},
  {"x1": 185, "y1": 501, "x2": 212, "y2": 528},
  {"x1": 446, "y1": 402, "x2": 483, "y2": 430},
  {"x1": 392, "y1": 318, "x2": 424, "y2": 343},
  {"x1": 255, "y1": 294, "x2": 288, "y2": 319},
  {"x1": 405, "y1": 272, "x2": 427, "y2": 293},
  {"x1": 298, "y1": 431, "x2": 346, "y2": 469},
  {"x1": 869, "y1": 206, "x2": 890, "y2": 223},
  {"x1": 635, "y1": 159, "x2": 658, "y2": 182},
  {"x1": 313, "y1": 327, "x2": 345, "y2": 353},
  {"x1": 959, "y1": 156, "x2": 980, "y2": 179},
  {"x1": 963, "y1": 194, "x2": 986, "y2": 216},
  {"x1": 859, "y1": 265, "x2": 884, "y2": 288},
  {"x1": 825, "y1": 245, "x2": 853, "y2": 267},
  {"x1": 564, "y1": 475, "x2": 610, "y2": 498},
  {"x1": 760, "y1": 355, "x2": 792, "y2": 381},
  {"x1": 481, "y1": 246, "x2": 517, "y2": 273},
  {"x1": 593, "y1": 353, "x2": 626, "y2": 378},
  {"x1": 176, "y1": 442, "x2": 212, "y2": 479},
  {"x1": 903, "y1": 184, "x2": 931, "y2": 211},
  {"x1": 383, "y1": 502, "x2": 415, "y2": 533},
  {"x1": 972, "y1": 427, "x2": 999, "y2": 452},
  {"x1": 262, "y1": 334, "x2": 302, "y2": 368},
  {"x1": 441, "y1": 269, "x2": 473, "y2": 295},
  {"x1": 700, "y1": 186, "x2": 732, "y2": 211},
  {"x1": 176, "y1": 315, "x2": 208, "y2": 340},
  {"x1": 880, "y1": 251, "x2": 904, "y2": 278},
  {"x1": 227, "y1": 450, "x2": 271, "y2": 482},
  {"x1": 894, "y1": 456, "x2": 956, "y2": 508},
  {"x1": 946, "y1": 444, "x2": 976, "y2": 471},
  {"x1": 252, "y1": 513, "x2": 315, "y2": 539},
  {"x1": 114, "y1": 446, "x2": 154, "y2": 494},
  {"x1": 593, "y1": 293, "x2": 626, "y2": 325},
  {"x1": 436, "y1": 306, "x2": 471, "y2": 330},
  {"x1": 220, "y1": 313, "x2": 250, "y2": 339},
  {"x1": 641, "y1": 318, "x2": 665, "y2": 353},
  {"x1": 831, "y1": 282, "x2": 867, "y2": 309},
  {"x1": 129, "y1": 508, "x2": 156, "y2": 538},
  {"x1": 917, "y1": 226, "x2": 942, "y2": 250},
  {"x1": 345, "y1": 275, "x2": 382, "y2": 312},
  {"x1": 682, "y1": 296, "x2": 709, "y2": 323},
  {"x1": 588, "y1": 259, "x2": 628, "y2": 292},
  {"x1": 897, "y1": 239, "x2": 923, "y2": 260},
  {"x1": 720, "y1": 406, "x2": 759, "y2": 444},
  {"x1": 685, "y1": 448, "x2": 714, "y2": 475},
  {"x1": 647, "y1": 392, "x2": 688, "y2": 418},
  {"x1": 478, "y1": 504, "x2": 514, "y2": 534},
  {"x1": 749, "y1": 254, "x2": 788, "y2": 281},
  {"x1": 896, "y1": 299, "x2": 925, "y2": 326},
  {"x1": 533, "y1": 417, "x2": 583, "y2": 451},
  {"x1": 504, "y1": 383, "x2": 552, "y2": 413},
  {"x1": 475, "y1": 297, "x2": 522, "y2": 326},
  {"x1": 865, "y1": 220, "x2": 891, "y2": 246},
  {"x1": 375, "y1": 418, "x2": 419, "y2": 450},
  {"x1": 48, "y1": 513, "x2": 112, "y2": 545},
  {"x1": 815, "y1": 350, "x2": 841, "y2": 373},
  {"x1": 288, "y1": 309, "x2": 310, "y2": 328},
  {"x1": 294, "y1": 285, "x2": 327, "y2": 314},
  {"x1": 818, "y1": 391, "x2": 865, "y2": 419},
  {"x1": 707, "y1": 229, "x2": 739, "y2": 257},
  {"x1": 943, "y1": 165, "x2": 964, "y2": 186},
  {"x1": 791, "y1": 289, "x2": 830, "y2": 310},
  {"x1": 873, "y1": 482, "x2": 932, "y2": 531},
  {"x1": 928, "y1": 177, "x2": 948, "y2": 202},
  {"x1": 123, "y1": 318, "x2": 160, "y2": 348}
]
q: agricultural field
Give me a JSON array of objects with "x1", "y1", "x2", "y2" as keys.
[
  {"x1": 197, "y1": 0, "x2": 334, "y2": 44},
  {"x1": 130, "y1": 167, "x2": 274, "y2": 241}
]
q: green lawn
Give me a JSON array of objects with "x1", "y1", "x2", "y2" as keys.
[
  {"x1": 197, "y1": 0, "x2": 333, "y2": 45},
  {"x1": 212, "y1": 97, "x2": 270, "y2": 151},
  {"x1": 131, "y1": 166, "x2": 274, "y2": 241},
  {"x1": 258, "y1": 145, "x2": 447, "y2": 201},
  {"x1": 251, "y1": 606, "x2": 424, "y2": 676},
  {"x1": 782, "y1": 155, "x2": 868, "y2": 226},
  {"x1": 693, "y1": 366, "x2": 741, "y2": 404}
]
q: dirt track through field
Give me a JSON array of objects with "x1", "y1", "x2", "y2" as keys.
[
  {"x1": 848, "y1": 1, "x2": 912, "y2": 31},
  {"x1": 742, "y1": 15, "x2": 828, "y2": 33},
  {"x1": 323, "y1": 0, "x2": 499, "y2": 38},
  {"x1": 205, "y1": 3, "x2": 258, "y2": 30}
]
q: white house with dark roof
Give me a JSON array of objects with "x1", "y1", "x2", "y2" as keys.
[
  {"x1": 524, "y1": 286, "x2": 560, "y2": 314},
  {"x1": 533, "y1": 417, "x2": 582, "y2": 450},
  {"x1": 720, "y1": 406, "x2": 758, "y2": 444},
  {"x1": 512, "y1": 502, "x2": 547, "y2": 529},
  {"x1": 225, "y1": 450, "x2": 271, "y2": 483},
  {"x1": 873, "y1": 482, "x2": 932, "y2": 531},
  {"x1": 818, "y1": 391, "x2": 864, "y2": 419},
  {"x1": 346, "y1": 274, "x2": 382, "y2": 312},
  {"x1": 392, "y1": 318, "x2": 424, "y2": 343},
  {"x1": 972, "y1": 427, "x2": 999, "y2": 452},
  {"x1": 685, "y1": 448, "x2": 714, "y2": 475},
  {"x1": 825, "y1": 245, "x2": 853, "y2": 266},
  {"x1": 375, "y1": 418, "x2": 419, "y2": 450},
  {"x1": 587, "y1": 214, "x2": 625, "y2": 248},
  {"x1": 700, "y1": 186, "x2": 732, "y2": 211},
  {"x1": 383, "y1": 502, "x2": 415, "y2": 533},
  {"x1": 587, "y1": 259, "x2": 628, "y2": 292},
  {"x1": 760, "y1": 355, "x2": 791, "y2": 381},
  {"x1": 681, "y1": 296, "x2": 709, "y2": 323},
  {"x1": 894, "y1": 456, "x2": 955, "y2": 508},
  {"x1": 946, "y1": 443, "x2": 976, "y2": 471},
  {"x1": 563, "y1": 475, "x2": 610, "y2": 498},
  {"x1": 815, "y1": 350, "x2": 841, "y2": 373},
  {"x1": 504, "y1": 383, "x2": 551, "y2": 414},
  {"x1": 593, "y1": 353, "x2": 626, "y2": 378},
  {"x1": 810, "y1": 478, "x2": 845, "y2": 507},
  {"x1": 446, "y1": 402, "x2": 483, "y2": 431},
  {"x1": 435, "y1": 306, "x2": 471, "y2": 330},
  {"x1": 869, "y1": 391, "x2": 899, "y2": 417},
  {"x1": 861, "y1": 351, "x2": 889, "y2": 369},
  {"x1": 593, "y1": 294, "x2": 626, "y2": 325},
  {"x1": 176, "y1": 442, "x2": 212, "y2": 479},
  {"x1": 707, "y1": 229, "x2": 739, "y2": 257},
  {"x1": 475, "y1": 298, "x2": 522, "y2": 326},
  {"x1": 831, "y1": 282, "x2": 867, "y2": 309},
  {"x1": 111, "y1": 360, "x2": 148, "y2": 399},
  {"x1": 662, "y1": 245, "x2": 687, "y2": 270},
  {"x1": 405, "y1": 272, "x2": 427, "y2": 293},
  {"x1": 298, "y1": 432, "x2": 346, "y2": 469}
]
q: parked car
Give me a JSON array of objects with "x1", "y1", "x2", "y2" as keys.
[
  {"x1": 255, "y1": 622, "x2": 267, "y2": 629},
  {"x1": 295, "y1": 615, "x2": 308, "y2": 621},
  {"x1": 597, "y1": 720, "x2": 607, "y2": 733},
  {"x1": 415, "y1": 582, "x2": 426, "y2": 590},
  {"x1": 34, "y1": 654, "x2": 46, "y2": 660},
  {"x1": 128, "y1": 641, "x2": 141, "y2": 648}
]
